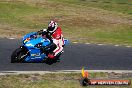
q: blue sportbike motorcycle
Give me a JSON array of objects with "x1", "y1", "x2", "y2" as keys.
[{"x1": 11, "y1": 32, "x2": 68, "y2": 64}]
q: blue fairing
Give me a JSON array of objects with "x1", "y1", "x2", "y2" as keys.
[
  {"x1": 64, "y1": 39, "x2": 69, "y2": 45},
  {"x1": 22, "y1": 32, "x2": 37, "y2": 41},
  {"x1": 22, "y1": 32, "x2": 69, "y2": 62},
  {"x1": 24, "y1": 37, "x2": 50, "y2": 48}
]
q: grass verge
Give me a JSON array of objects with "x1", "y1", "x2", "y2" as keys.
[
  {"x1": 0, "y1": 0, "x2": 132, "y2": 45},
  {"x1": 0, "y1": 72, "x2": 131, "y2": 88}
]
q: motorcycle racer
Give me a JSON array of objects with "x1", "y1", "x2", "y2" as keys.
[{"x1": 37, "y1": 20, "x2": 64, "y2": 59}]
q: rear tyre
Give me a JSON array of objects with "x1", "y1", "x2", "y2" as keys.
[{"x1": 11, "y1": 47, "x2": 28, "y2": 63}]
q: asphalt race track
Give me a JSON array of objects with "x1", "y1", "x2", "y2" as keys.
[{"x1": 0, "y1": 38, "x2": 132, "y2": 71}]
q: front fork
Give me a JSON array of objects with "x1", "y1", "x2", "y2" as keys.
[{"x1": 20, "y1": 46, "x2": 30, "y2": 59}]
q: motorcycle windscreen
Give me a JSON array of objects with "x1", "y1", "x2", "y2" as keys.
[{"x1": 22, "y1": 32, "x2": 37, "y2": 41}]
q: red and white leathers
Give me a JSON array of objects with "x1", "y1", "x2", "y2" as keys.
[{"x1": 51, "y1": 26, "x2": 64, "y2": 56}]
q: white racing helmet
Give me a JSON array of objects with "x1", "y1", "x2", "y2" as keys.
[{"x1": 47, "y1": 20, "x2": 58, "y2": 33}]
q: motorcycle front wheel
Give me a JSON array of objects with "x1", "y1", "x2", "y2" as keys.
[{"x1": 11, "y1": 47, "x2": 28, "y2": 63}]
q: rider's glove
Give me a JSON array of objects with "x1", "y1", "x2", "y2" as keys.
[
  {"x1": 37, "y1": 29, "x2": 47, "y2": 35},
  {"x1": 37, "y1": 30, "x2": 43, "y2": 35}
]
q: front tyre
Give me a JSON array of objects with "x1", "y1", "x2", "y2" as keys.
[{"x1": 11, "y1": 47, "x2": 28, "y2": 63}]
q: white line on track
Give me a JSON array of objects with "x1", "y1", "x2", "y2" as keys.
[
  {"x1": 73, "y1": 42, "x2": 78, "y2": 43},
  {"x1": 126, "y1": 46, "x2": 131, "y2": 48},
  {"x1": 9, "y1": 38, "x2": 15, "y2": 39},
  {"x1": 85, "y1": 43, "x2": 91, "y2": 45},
  {"x1": 97, "y1": 44, "x2": 104, "y2": 46},
  {"x1": 114, "y1": 45, "x2": 119, "y2": 46},
  {"x1": 1, "y1": 70, "x2": 132, "y2": 75}
]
